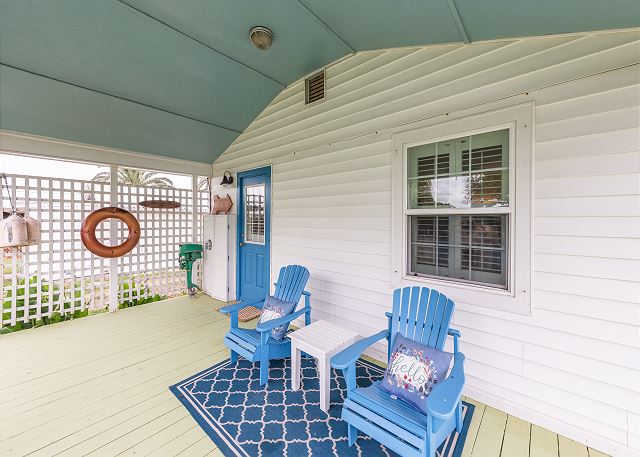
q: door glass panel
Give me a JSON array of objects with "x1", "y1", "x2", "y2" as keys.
[{"x1": 244, "y1": 184, "x2": 265, "y2": 244}]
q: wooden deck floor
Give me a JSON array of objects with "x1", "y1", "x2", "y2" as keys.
[{"x1": 0, "y1": 295, "x2": 608, "y2": 457}]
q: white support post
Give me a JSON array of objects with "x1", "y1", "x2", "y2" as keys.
[
  {"x1": 191, "y1": 175, "x2": 198, "y2": 244},
  {"x1": 109, "y1": 165, "x2": 119, "y2": 312}
]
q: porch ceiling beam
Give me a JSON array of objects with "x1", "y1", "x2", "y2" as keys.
[
  {"x1": 1, "y1": 62, "x2": 242, "y2": 134},
  {"x1": 114, "y1": 0, "x2": 287, "y2": 88},
  {"x1": 0, "y1": 130, "x2": 214, "y2": 177},
  {"x1": 295, "y1": 0, "x2": 356, "y2": 53},
  {"x1": 446, "y1": 0, "x2": 471, "y2": 44}
]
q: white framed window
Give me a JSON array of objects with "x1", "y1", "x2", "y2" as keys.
[{"x1": 391, "y1": 103, "x2": 533, "y2": 313}]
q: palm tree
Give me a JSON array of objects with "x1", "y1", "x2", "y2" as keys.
[{"x1": 91, "y1": 168, "x2": 174, "y2": 188}]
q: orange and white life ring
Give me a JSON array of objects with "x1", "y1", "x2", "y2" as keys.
[{"x1": 81, "y1": 207, "x2": 140, "y2": 258}]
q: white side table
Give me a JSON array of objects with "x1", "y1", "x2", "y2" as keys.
[{"x1": 289, "y1": 320, "x2": 359, "y2": 412}]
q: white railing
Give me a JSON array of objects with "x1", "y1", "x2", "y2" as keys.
[{"x1": 1, "y1": 173, "x2": 209, "y2": 329}]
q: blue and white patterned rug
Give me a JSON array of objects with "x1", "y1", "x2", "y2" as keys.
[{"x1": 171, "y1": 357, "x2": 474, "y2": 457}]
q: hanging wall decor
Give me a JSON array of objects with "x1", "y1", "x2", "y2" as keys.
[
  {"x1": 81, "y1": 207, "x2": 141, "y2": 258},
  {"x1": 0, "y1": 212, "x2": 28, "y2": 248},
  {"x1": 212, "y1": 194, "x2": 233, "y2": 215},
  {"x1": 138, "y1": 200, "x2": 181, "y2": 209},
  {"x1": 0, "y1": 174, "x2": 41, "y2": 248},
  {"x1": 23, "y1": 213, "x2": 41, "y2": 245}
]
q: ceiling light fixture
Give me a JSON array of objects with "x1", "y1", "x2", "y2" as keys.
[{"x1": 249, "y1": 26, "x2": 273, "y2": 51}]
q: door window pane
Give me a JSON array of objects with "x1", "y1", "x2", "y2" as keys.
[{"x1": 245, "y1": 184, "x2": 265, "y2": 244}]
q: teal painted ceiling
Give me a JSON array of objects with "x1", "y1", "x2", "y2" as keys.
[{"x1": 1, "y1": 0, "x2": 638, "y2": 164}]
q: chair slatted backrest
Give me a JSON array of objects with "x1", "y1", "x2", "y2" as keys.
[
  {"x1": 389, "y1": 287, "x2": 454, "y2": 355},
  {"x1": 273, "y1": 265, "x2": 310, "y2": 304}
]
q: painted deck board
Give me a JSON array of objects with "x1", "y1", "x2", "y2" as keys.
[
  {"x1": 531, "y1": 424, "x2": 560, "y2": 457},
  {"x1": 502, "y1": 415, "x2": 531, "y2": 457},
  {"x1": 461, "y1": 396, "x2": 486, "y2": 457},
  {"x1": 559, "y1": 435, "x2": 589, "y2": 457},
  {"x1": 471, "y1": 406, "x2": 508, "y2": 457},
  {"x1": 175, "y1": 435, "x2": 219, "y2": 457},
  {"x1": 147, "y1": 424, "x2": 207, "y2": 456},
  {"x1": 0, "y1": 294, "x2": 610, "y2": 456}
]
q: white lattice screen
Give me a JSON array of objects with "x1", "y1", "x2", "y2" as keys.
[
  {"x1": 1, "y1": 173, "x2": 209, "y2": 327},
  {"x1": 117, "y1": 183, "x2": 208, "y2": 302}
]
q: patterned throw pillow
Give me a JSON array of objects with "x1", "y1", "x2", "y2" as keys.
[
  {"x1": 379, "y1": 334, "x2": 453, "y2": 414},
  {"x1": 258, "y1": 295, "x2": 297, "y2": 340}
]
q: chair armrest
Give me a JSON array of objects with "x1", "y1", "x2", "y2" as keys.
[
  {"x1": 427, "y1": 352, "x2": 465, "y2": 420},
  {"x1": 448, "y1": 327, "x2": 461, "y2": 354},
  {"x1": 301, "y1": 291, "x2": 311, "y2": 325},
  {"x1": 219, "y1": 299, "x2": 265, "y2": 314},
  {"x1": 255, "y1": 306, "x2": 309, "y2": 333},
  {"x1": 331, "y1": 330, "x2": 389, "y2": 370}
]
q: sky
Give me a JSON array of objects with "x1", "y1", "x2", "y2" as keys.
[{"x1": 0, "y1": 152, "x2": 194, "y2": 188}]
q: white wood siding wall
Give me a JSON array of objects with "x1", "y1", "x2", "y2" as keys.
[{"x1": 212, "y1": 29, "x2": 640, "y2": 456}]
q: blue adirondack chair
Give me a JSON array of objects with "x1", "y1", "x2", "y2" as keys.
[
  {"x1": 331, "y1": 286, "x2": 465, "y2": 457},
  {"x1": 220, "y1": 265, "x2": 311, "y2": 385}
]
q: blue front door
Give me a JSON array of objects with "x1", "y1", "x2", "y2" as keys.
[{"x1": 237, "y1": 167, "x2": 271, "y2": 302}]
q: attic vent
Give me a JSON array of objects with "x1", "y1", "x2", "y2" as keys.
[{"x1": 305, "y1": 70, "x2": 325, "y2": 105}]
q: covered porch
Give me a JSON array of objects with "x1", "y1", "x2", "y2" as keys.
[
  {"x1": 1, "y1": 1, "x2": 639, "y2": 456},
  {"x1": 0, "y1": 295, "x2": 607, "y2": 457}
]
